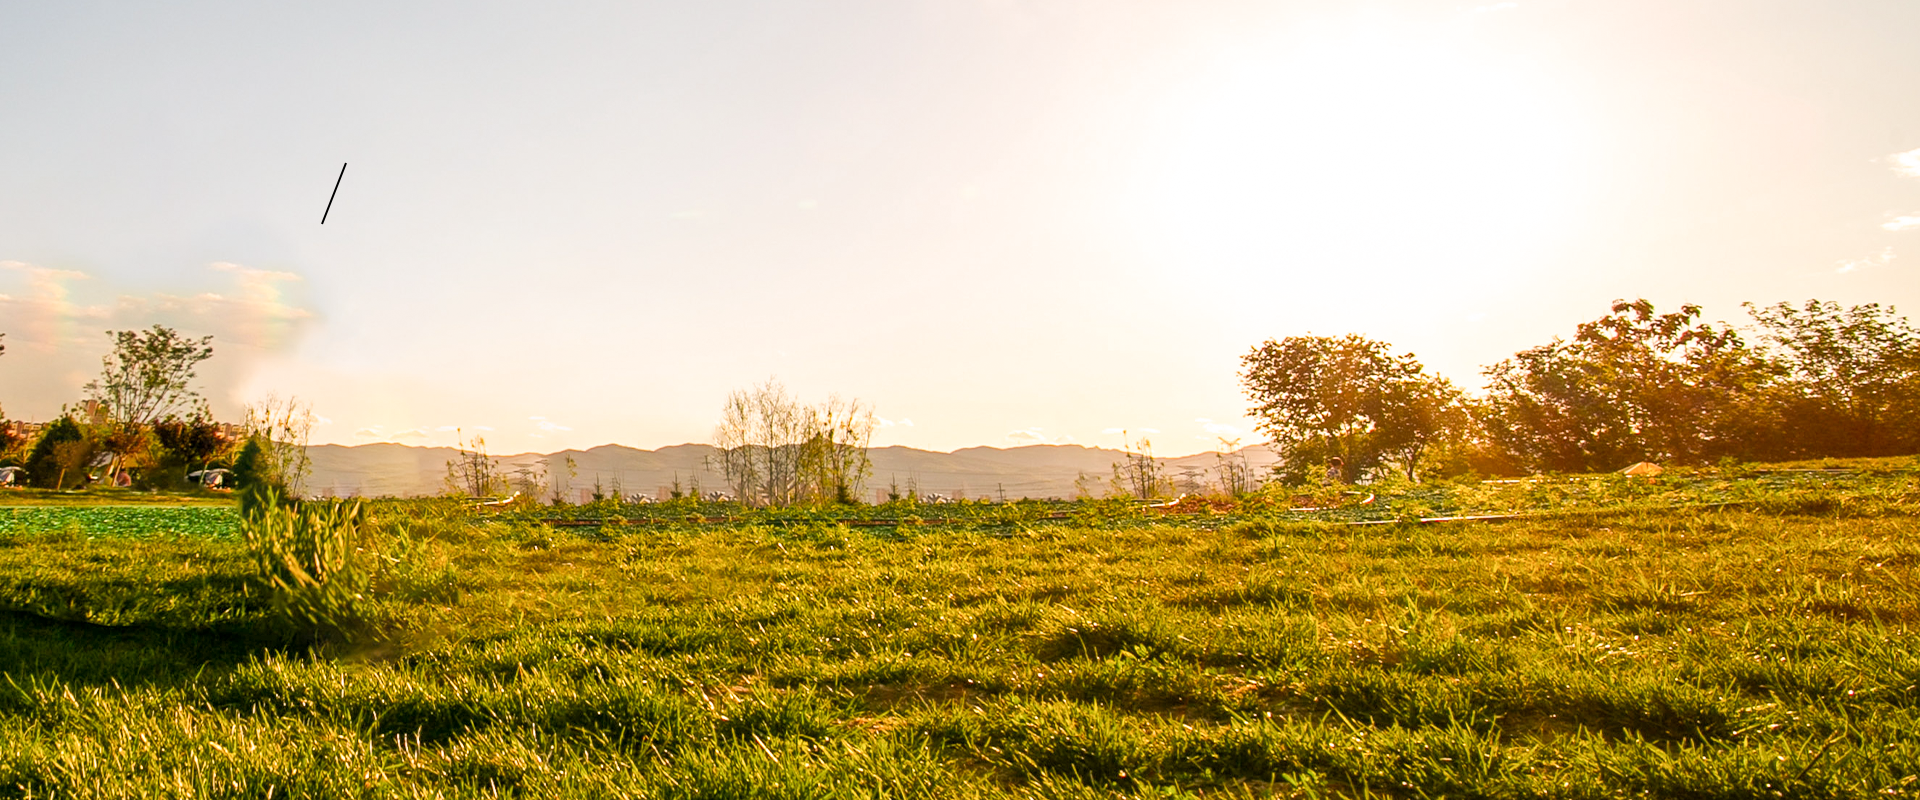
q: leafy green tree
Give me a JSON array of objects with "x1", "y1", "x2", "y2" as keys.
[
  {"x1": 1746, "y1": 300, "x2": 1920, "y2": 458},
  {"x1": 1241, "y1": 334, "x2": 1464, "y2": 483},
  {"x1": 0, "y1": 337, "x2": 18, "y2": 463},
  {"x1": 151, "y1": 410, "x2": 230, "y2": 488},
  {"x1": 24, "y1": 416, "x2": 90, "y2": 489},
  {"x1": 154, "y1": 412, "x2": 227, "y2": 467},
  {"x1": 84, "y1": 326, "x2": 215, "y2": 427},
  {"x1": 83, "y1": 325, "x2": 215, "y2": 480},
  {"x1": 1479, "y1": 299, "x2": 1778, "y2": 473},
  {"x1": 230, "y1": 436, "x2": 267, "y2": 492},
  {"x1": 0, "y1": 410, "x2": 23, "y2": 465}
]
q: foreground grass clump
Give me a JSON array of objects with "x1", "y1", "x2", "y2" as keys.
[{"x1": 1, "y1": 472, "x2": 1918, "y2": 797}]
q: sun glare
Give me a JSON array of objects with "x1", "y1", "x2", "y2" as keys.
[{"x1": 1128, "y1": 28, "x2": 1593, "y2": 306}]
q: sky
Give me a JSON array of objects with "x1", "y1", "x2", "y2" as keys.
[{"x1": 2, "y1": 0, "x2": 1917, "y2": 456}]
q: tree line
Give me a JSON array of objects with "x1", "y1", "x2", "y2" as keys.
[
  {"x1": 1242, "y1": 299, "x2": 1920, "y2": 482},
  {"x1": 14, "y1": 297, "x2": 1904, "y2": 500},
  {"x1": 0, "y1": 325, "x2": 310, "y2": 492}
]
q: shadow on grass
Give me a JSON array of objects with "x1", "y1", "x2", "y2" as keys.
[{"x1": 0, "y1": 608, "x2": 291, "y2": 691}]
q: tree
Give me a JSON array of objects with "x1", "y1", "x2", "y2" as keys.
[
  {"x1": 0, "y1": 420, "x2": 22, "y2": 464},
  {"x1": 801, "y1": 394, "x2": 878, "y2": 505},
  {"x1": 1371, "y1": 370, "x2": 1472, "y2": 481},
  {"x1": 83, "y1": 326, "x2": 215, "y2": 480},
  {"x1": 242, "y1": 396, "x2": 315, "y2": 497},
  {"x1": 153, "y1": 410, "x2": 228, "y2": 472},
  {"x1": 150, "y1": 410, "x2": 230, "y2": 490},
  {"x1": 1241, "y1": 334, "x2": 1463, "y2": 483},
  {"x1": 1746, "y1": 300, "x2": 1920, "y2": 458},
  {"x1": 713, "y1": 379, "x2": 877, "y2": 506},
  {"x1": 230, "y1": 437, "x2": 267, "y2": 491},
  {"x1": 0, "y1": 336, "x2": 10, "y2": 459},
  {"x1": 99, "y1": 422, "x2": 151, "y2": 482},
  {"x1": 1478, "y1": 299, "x2": 1778, "y2": 473},
  {"x1": 715, "y1": 379, "x2": 806, "y2": 506},
  {"x1": 84, "y1": 326, "x2": 215, "y2": 427},
  {"x1": 24, "y1": 416, "x2": 90, "y2": 489},
  {"x1": 0, "y1": 406, "x2": 24, "y2": 465}
]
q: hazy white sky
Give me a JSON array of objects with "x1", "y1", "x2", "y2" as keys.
[{"x1": 3, "y1": 0, "x2": 1917, "y2": 455}]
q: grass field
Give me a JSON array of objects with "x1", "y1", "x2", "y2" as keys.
[{"x1": 1, "y1": 464, "x2": 1918, "y2": 798}]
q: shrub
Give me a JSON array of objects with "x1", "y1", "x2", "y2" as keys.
[
  {"x1": 230, "y1": 437, "x2": 267, "y2": 492},
  {"x1": 23, "y1": 416, "x2": 90, "y2": 489},
  {"x1": 239, "y1": 486, "x2": 381, "y2": 643}
]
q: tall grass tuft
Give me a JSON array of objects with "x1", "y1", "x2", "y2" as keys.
[{"x1": 239, "y1": 485, "x2": 381, "y2": 644}]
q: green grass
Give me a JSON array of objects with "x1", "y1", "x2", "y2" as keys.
[
  {"x1": 1, "y1": 467, "x2": 1918, "y2": 797},
  {"x1": 0, "y1": 506, "x2": 239, "y2": 541}
]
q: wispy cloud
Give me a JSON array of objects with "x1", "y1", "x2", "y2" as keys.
[
  {"x1": 433, "y1": 424, "x2": 496, "y2": 435},
  {"x1": 201, "y1": 262, "x2": 311, "y2": 343},
  {"x1": 1194, "y1": 418, "x2": 1250, "y2": 442},
  {"x1": 530, "y1": 416, "x2": 572, "y2": 432},
  {"x1": 352, "y1": 423, "x2": 491, "y2": 444},
  {"x1": 1006, "y1": 427, "x2": 1075, "y2": 446},
  {"x1": 0, "y1": 262, "x2": 105, "y2": 349},
  {"x1": 1837, "y1": 246, "x2": 1896, "y2": 274},
  {"x1": 1892, "y1": 147, "x2": 1920, "y2": 179},
  {"x1": 877, "y1": 416, "x2": 915, "y2": 428},
  {"x1": 1883, "y1": 215, "x2": 1920, "y2": 232}
]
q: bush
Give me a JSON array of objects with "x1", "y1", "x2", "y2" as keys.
[
  {"x1": 230, "y1": 437, "x2": 267, "y2": 492},
  {"x1": 239, "y1": 486, "x2": 381, "y2": 643},
  {"x1": 22, "y1": 416, "x2": 90, "y2": 489}
]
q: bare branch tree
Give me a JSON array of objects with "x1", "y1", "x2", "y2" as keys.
[
  {"x1": 804, "y1": 394, "x2": 877, "y2": 505},
  {"x1": 714, "y1": 379, "x2": 877, "y2": 507},
  {"x1": 245, "y1": 395, "x2": 315, "y2": 498}
]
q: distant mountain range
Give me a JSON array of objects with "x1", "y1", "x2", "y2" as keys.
[{"x1": 304, "y1": 442, "x2": 1279, "y2": 501}]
